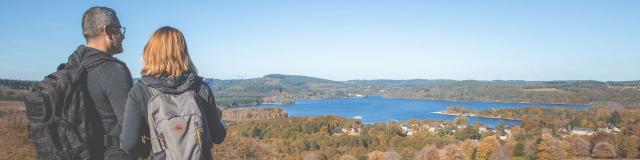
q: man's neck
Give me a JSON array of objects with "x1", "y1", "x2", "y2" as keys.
[{"x1": 86, "y1": 40, "x2": 111, "y2": 55}]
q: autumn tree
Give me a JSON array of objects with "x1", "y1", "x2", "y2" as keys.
[
  {"x1": 490, "y1": 144, "x2": 508, "y2": 160},
  {"x1": 621, "y1": 135, "x2": 639, "y2": 158},
  {"x1": 213, "y1": 136, "x2": 269, "y2": 159},
  {"x1": 590, "y1": 132, "x2": 617, "y2": 151},
  {"x1": 339, "y1": 154, "x2": 358, "y2": 160},
  {"x1": 455, "y1": 125, "x2": 480, "y2": 140},
  {"x1": 557, "y1": 140, "x2": 571, "y2": 159},
  {"x1": 414, "y1": 145, "x2": 439, "y2": 160},
  {"x1": 458, "y1": 139, "x2": 478, "y2": 159},
  {"x1": 513, "y1": 141, "x2": 525, "y2": 156},
  {"x1": 609, "y1": 110, "x2": 621, "y2": 126},
  {"x1": 628, "y1": 123, "x2": 640, "y2": 138},
  {"x1": 496, "y1": 123, "x2": 505, "y2": 136},
  {"x1": 568, "y1": 137, "x2": 590, "y2": 157},
  {"x1": 442, "y1": 144, "x2": 466, "y2": 160},
  {"x1": 367, "y1": 151, "x2": 384, "y2": 160},
  {"x1": 477, "y1": 135, "x2": 499, "y2": 160},
  {"x1": 302, "y1": 152, "x2": 318, "y2": 160},
  {"x1": 455, "y1": 116, "x2": 469, "y2": 127},
  {"x1": 536, "y1": 133, "x2": 566, "y2": 160},
  {"x1": 383, "y1": 151, "x2": 402, "y2": 160},
  {"x1": 592, "y1": 142, "x2": 616, "y2": 159},
  {"x1": 536, "y1": 133, "x2": 555, "y2": 160}
]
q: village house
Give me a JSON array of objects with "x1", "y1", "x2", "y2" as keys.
[
  {"x1": 427, "y1": 124, "x2": 445, "y2": 133},
  {"x1": 331, "y1": 127, "x2": 343, "y2": 135},
  {"x1": 499, "y1": 128, "x2": 512, "y2": 140},
  {"x1": 597, "y1": 126, "x2": 621, "y2": 134},
  {"x1": 331, "y1": 127, "x2": 362, "y2": 136},
  {"x1": 571, "y1": 127, "x2": 594, "y2": 136},
  {"x1": 347, "y1": 128, "x2": 361, "y2": 136},
  {"x1": 401, "y1": 124, "x2": 415, "y2": 136},
  {"x1": 612, "y1": 126, "x2": 621, "y2": 132},
  {"x1": 558, "y1": 128, "x2": 568, "y2": 133},
  {"x1": 598, "y1": 127, "x2": 613, "y2": 133},
  {"x1": 479, "y1": 126, "x2": 494, "y2": 133}
]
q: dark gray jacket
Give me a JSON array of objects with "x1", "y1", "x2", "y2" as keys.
[
  {"x1": 69, "y1": 45, "x2": 133, "y2": 159},
  {"x1": 119, "y1": 71, "x2": 226, "y2": 157}
]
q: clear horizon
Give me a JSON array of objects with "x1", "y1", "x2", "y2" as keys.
[{"x1": 1, "y1": 1, "x2": 639, "y2": 81}]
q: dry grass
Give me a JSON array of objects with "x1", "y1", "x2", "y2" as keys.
[
  {"x1": 0, "y1": 101, "x2": 25, "y2": 117},
  {"x1": 0, "y1": 101, "x2": 36, "y2": 160},
  {"x1": 0, "y1": 101, "x2": 25, "y2": 111},
  {"x1": 0, "y1": 89, "x2": 30, "y2": 95}
]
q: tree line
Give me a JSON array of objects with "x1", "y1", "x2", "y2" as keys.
[
  {"x1": 0, "y1": 79, "x2": 38, "y2": 101},
  {"x1": 209, "y1": 74, "x2": 640, "y2": 109}
]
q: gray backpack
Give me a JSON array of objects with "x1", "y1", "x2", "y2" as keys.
[{"x1": 145, "y1": 87, "x2": 213, "y2": 160}]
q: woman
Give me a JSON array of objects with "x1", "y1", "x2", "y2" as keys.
[{"x1": 120, "y1": 26, "x2": 226, "y2": 159}]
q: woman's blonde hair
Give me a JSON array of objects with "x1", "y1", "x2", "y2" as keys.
[{"x1": 141, "y1": 26, "x2": 197, "y2": 77}]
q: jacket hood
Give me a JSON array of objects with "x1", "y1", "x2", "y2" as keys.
[
  {"x1": 67, "y1": 45, "x2": 114, "y2": 69},
  {"x1": 141, "y1": 71, "x2": 202, "y2": 94}
]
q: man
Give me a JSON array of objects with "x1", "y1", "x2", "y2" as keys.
[{"x1": 71, "y1": 6, "x2": 133, "y2": 159}]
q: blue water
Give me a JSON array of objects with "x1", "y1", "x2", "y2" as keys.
[{"x1": 251, "y1": 96, "x2": 590, "y2": 127}]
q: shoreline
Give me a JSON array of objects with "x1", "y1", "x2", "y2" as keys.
[
  {"x1": 432, "y1": 111, "x2": 521, "y2": 121},
  {"x1": 291, "y1": 96, "x2": 591, "y2": 107},
  {"x1": 238, "y1": 95, "x2": 591, "y2": 108},
  {"x1": 382, "y1": 96, "x2": 592, "y2": 107},
  {"x1": 226, "y1": 95, "x2": 593, "y2": 109}
]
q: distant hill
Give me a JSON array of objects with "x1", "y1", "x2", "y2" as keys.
[
  {"x1": 4, "y1": 75, "x2": 640, "y2": 108},
  {"x1": 210, "y1": 74, "x2": 346, "y2": 108},
  {"x1": 263, "y1": 74, "x2": 337, "y2": 84},
  {"x1": 208, "y1": 74, "x2": 640, "y2": 108}
]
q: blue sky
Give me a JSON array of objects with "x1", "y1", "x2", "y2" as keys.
[{"x1": 1, "y1": 1, "x2": 638, "y2": 81}]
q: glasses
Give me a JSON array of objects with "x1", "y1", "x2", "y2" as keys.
[
  {"x1": 107, "y1": 25, "x2": 126, "y2": 35},
  {"x1": 120, "y1": 27, "x2": 126, "y2": 35}
]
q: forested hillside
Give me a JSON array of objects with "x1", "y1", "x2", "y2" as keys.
[{"x1": 209, "y1": 75, "x2": 640, "y2": 108}]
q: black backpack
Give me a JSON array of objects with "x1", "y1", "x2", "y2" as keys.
[{"x1": 24, "y1": 56, "x2": 112, "y2": 160}]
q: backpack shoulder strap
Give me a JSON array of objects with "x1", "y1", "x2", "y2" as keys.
[
  {"x1": 139, "y1": 80, "x2": 162, "y2": 97},
  {"x1": 139, "y1": 81, "x2": 168, "y2": 151},
  {"x1": 194, "y1": 81, "x2": 202, "y2": 93}
]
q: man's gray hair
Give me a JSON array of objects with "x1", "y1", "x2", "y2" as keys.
[{"x1": 82, "y1": 6, "x2": 119, "y2": 40}]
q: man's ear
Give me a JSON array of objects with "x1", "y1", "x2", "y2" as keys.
[
  {"x1": 101, "y1": 25, "x2": 109, "y2": 41},
  {"x1": 102, "y1": 25, "x2": 115, "y2": 41}
]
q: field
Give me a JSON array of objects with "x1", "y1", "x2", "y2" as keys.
[{"x1": 0, "y1": 101, "x2": 35, "y2": 160}]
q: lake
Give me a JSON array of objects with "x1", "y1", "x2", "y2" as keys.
[{"x1": 252, "y1": 96, "x2": 590, "y2": 127}]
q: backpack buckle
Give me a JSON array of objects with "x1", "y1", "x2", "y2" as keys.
[{"x1": 103, "y1": 135, "x2": 119, "y2": 147}]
